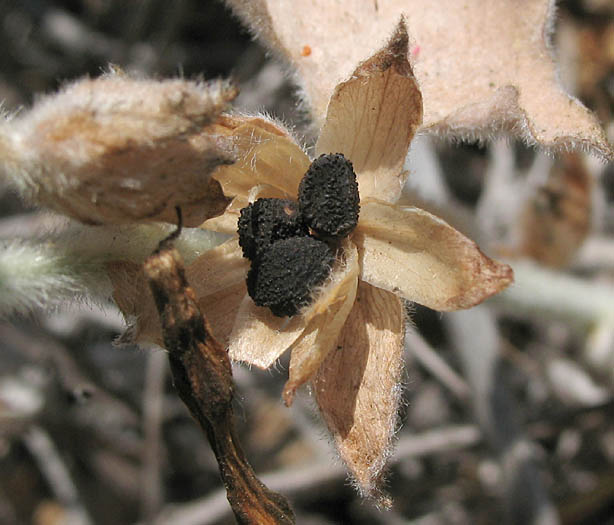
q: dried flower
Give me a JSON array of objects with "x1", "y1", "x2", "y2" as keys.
[{"x1": 111, "y1": 21, "x2": 513, "y2": 502}]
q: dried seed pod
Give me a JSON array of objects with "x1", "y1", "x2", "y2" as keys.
[
  {"x1": 238, "y1": 198, "x2": 308, "y2": 260},
  {"x1": 247, "y1": 236, "x2": 334, "y2": 317},
  {"x1": 298, "y1": 153, "x2": 360, "y2": 239}
]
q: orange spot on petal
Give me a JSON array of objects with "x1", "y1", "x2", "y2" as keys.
[{"x1": 301, "y1": 45, "x2": 312, "y2": 57}]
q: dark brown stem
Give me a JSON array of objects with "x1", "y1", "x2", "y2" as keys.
[{"x1": 143, "y1": 240, "x2": 294, "y2": 525}]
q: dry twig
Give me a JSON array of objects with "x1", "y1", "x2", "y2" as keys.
[{"x1": 143, "y1": 212, "x2": 295, "y2": 524}]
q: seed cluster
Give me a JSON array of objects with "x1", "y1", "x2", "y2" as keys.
[
  {"x1": 299, "y1": 153, "x2": 360, "y2": 239},
  {"x1": 237, "y1": 153, "x2": 360, "y2": 317},
  {"x1": 238, "y1": 198, "x2": 307, "y2": 261}
]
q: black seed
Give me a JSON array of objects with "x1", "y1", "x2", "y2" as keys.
[
  {"x1": 298, "y1": 153, "x2": 360, "y2": 239},
  {"x1": 237, "y1": 198, "x2": 308, "y2": 260},
  {"x1": 247, "y1": 237, "x2": 334, "y2": 317}
]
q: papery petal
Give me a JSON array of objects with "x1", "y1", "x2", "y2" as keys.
[
  {"x1": 109, "y1": 238, "x2": 247, "y2": 345},
  {"x1": 186, "y1": 239, "x2": 249, "y2": 344},
  {"x1": 187, "y1": 238, "x2": 249, "y2": 298},
  {"x1": 108, "y1": 260, "x2": 161, "y2": 344},
  {"x1": 283, "y1": 241, "x2": 359, "y2": 406},
  {"x1": 315, "y1": 20, "x2": 422, "y2": 203},
  {"x1": 313, "y1": 282, "x2": 404, "y2": 502},
  {"x1": 198, "y1": 281, "x2": 246, "y2": 346},
  {"x1": 202, "y1": 196, "x2": 248, "y2": 235},
  {"x1": 227, "y1": 295, "x2": 309, "y2": 368},
  {"x1": 354, "y1": 199, "x2": 513, "y2": 311},
  {"x1": 212, "y1": 118, "x2": 310, "y2": 199}
]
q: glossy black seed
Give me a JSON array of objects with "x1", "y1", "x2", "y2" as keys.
[
  {"x1": 247, "y1": 236, "x2": 334, "y2": 317},
  {"x1": 237, "y1": 198, "x2": 308, "y2": 260},
  {"x1": 298, "y1": 153, "x2": 360, "y2": 240}
]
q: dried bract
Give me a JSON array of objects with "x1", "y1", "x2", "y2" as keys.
[{"x1": 0, "y1": 72, "x2": 237, "y2": 226}]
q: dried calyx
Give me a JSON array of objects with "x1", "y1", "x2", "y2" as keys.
[{"x1": 237, "y1": 153, "x2": 360, "y2": 317}]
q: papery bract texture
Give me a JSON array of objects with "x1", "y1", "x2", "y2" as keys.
[
  {"x1": 283, "y1": 240, "x2": 360, "y2": 406},
  {"x1": 110, "y1": 239, "x2": 248, "y2": 345},
  {"x1": 313, "y1": 282, "x2": 404, "y2": 504},
  {"x1": 315, "y1": 21, "x2": 422, "y2": 203},
  {"x1": 354, "y1": 199, "x2": 514, "y2": 310}
]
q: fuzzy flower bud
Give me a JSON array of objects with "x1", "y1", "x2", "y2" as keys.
[{"x1": 0, "y1": 71, "x2": 236, "y2": 226}]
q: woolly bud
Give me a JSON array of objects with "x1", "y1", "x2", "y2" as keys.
[
  {"x1": 298, "y1": 153, "x2": 360, "y2": 239},
  {"x1": 0, "y1": 71, "x2": 236, "y2": 226},
  {"x1": 238, "y1": 198, "x2": 307, "y2": 261},
  {"x1": 247, "y1": 236, "x2": 334, "y2": 317}
]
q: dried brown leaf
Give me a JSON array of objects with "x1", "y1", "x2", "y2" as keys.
[
  {"x1": 313, "y1": 282, "x2": 404, "y2": 503},
  {"x1": 226, "y1": 0, "x2": 613, "y2": 158},
  {"x1": 354, "y1": 198, "x2": 514, "y2": 310},
  {"x1": 1, "y1": 73, "x2": 237, "y2": 225}
]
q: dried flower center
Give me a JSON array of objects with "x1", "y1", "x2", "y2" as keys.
[{"x1": 237, "y1": 153, "x2": 360, "y2": 317}]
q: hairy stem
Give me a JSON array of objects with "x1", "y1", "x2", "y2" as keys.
[{"x1": 0, "y1": 224, "x2": 226, "y2": 315}]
